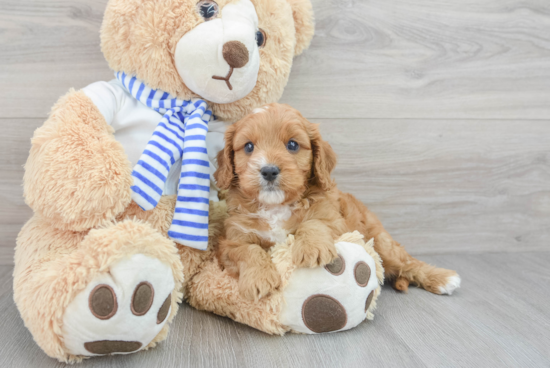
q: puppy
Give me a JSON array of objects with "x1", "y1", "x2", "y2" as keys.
[{"x1": 214, "y1": 104, "x2": 460, "y2": 301}]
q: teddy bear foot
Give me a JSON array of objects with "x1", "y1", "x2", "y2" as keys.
[
  {"x1": 62, "y1": 254, "x2": 175, "y2": 356},
  {"x1": 187, "y1": 232, "x2": 383, "y2": 336},
  {"x1": 279, "y1": 238, "x2": 382, "y2": 334}
]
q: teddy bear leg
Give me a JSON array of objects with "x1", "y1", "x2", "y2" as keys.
[
  {"x1": 14, "y1": 217, "x2": 183, "y2": 362},
  {"x1": 62, "y1": 253, "x2": 176, "y2": 357}
]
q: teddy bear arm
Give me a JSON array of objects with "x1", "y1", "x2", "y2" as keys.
[{"x1": 23, "y1": 89, "x2": 132, "y2": 231}]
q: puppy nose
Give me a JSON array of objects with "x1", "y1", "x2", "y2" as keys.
[
  {"x1": 222, "y1": 41, "x2": 249, "y2": 69},
  {"x1": 261, "y1": 166, "x2": 280, "y2": 182}
]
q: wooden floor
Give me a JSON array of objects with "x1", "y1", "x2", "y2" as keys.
[
  {"x1": 1, "y1": 252, "x2": 550, "y2": 367},
  {"x1": 1, "y1": 0, "x2": 550, "y2": 366}
]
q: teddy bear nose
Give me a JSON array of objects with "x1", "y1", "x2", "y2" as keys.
[{"x1": 222, "y1": 41, "x2": 249, "y2": 69}]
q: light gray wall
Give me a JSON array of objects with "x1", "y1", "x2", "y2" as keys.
[{"x1": 1, "y1": 0, "x2": 549, "y2": 264}]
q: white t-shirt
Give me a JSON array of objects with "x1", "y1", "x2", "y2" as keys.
[{"x1": 82, "y1": 79, "x2": 229, "y2": 201}]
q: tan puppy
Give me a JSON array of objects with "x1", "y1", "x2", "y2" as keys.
[{"x1": 214, "y1": 104, "x2": 460, "y2": 301}]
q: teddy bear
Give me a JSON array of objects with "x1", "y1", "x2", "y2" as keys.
[
  {"x1": 13, "y1": 0, "x2": 383, "y2": 362},
  {"x1": 13, "y1": 0, "x2": 465, "y2": 361}
]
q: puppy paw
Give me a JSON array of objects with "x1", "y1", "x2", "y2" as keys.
[
  {"x1": 422, "y1": 269, "x2": 461, "y2": 295},
  {"x1": 292, "y1": 237, "x2": 338, "y2": 268},
  {"x1": 438, "y1": 274, "x2": 461, "y2": 295},
  {"x1": 393, "y1": 276, "x2": 410, "y2": 292},
  {"x1": 238, "y1": 265, "x2": 282, "y2": 301}
]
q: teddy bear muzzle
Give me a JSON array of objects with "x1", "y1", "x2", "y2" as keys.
[
  {"x1": 212, "y1": 40, "x2": 251, "y2": 91},
  {"x1": 174, "y1": 0, "x2": 261, "y2": 104}
]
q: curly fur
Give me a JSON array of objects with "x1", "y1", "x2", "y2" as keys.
[{"x1": 215, "y1": 104, "x2": 460, "y2": 297}]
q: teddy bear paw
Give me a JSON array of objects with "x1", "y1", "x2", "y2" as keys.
[
  {"x1": 279, "y1": 241, "x2": 380, "y2": 334},
  {"x1": 61, "y1": 254, "x2": 175, "y2": 356}
]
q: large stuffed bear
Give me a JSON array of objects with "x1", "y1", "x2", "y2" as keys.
[{"x1": 14, "y1": 0, "x2": 384, "y2": 362}]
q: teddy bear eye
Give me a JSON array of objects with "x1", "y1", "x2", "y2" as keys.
[
  {"x1": 244, "y1": 142, "x2": 254, "y2": 154},
  {"x1": 286, "y1": 140, "x2": 299, "y2": 152},
  {"x1": 256, "y1": 29, "x2": 267, "y2": 48},
  {"x1": 196, "y1": 0, "x2": 219, "y2": 21}
]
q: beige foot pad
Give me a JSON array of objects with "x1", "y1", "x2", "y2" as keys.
[
  {"x1": 62, "y1": 254, "x2": 175, "y2": 356},
  {"x1": 280, "y1": 240, "x2": 382, "y2": 334}
]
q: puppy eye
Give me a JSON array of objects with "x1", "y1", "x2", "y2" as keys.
[
  {"x1": 244, "y1": 142, "x2": 254, "y2": 154},
  {"x1": 286, "y1": 140, "x2": 299, "y2": 153},
  {"x1": 196, "y1": 0, "x2": 219, "y2": 21},
  {"x1": 256, "y1": 29, "x2": 267, "y2": 48}
]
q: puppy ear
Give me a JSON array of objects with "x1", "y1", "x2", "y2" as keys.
[
  {"x1": 308, "y1": 123, "x2": 337, "y2": 191},
  {"x1": 214, "y1": 125, "x2": 236, "y2": 190},
  {"x1": 286, "y1": 0, "x2": 315, "y2": 56}
]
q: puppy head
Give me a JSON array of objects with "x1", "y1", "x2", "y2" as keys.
[{"x1": 215, "y1": 104, "x2": 337, "y2": 205}]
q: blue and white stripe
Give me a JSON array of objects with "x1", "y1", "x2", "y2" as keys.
[{"x1": 116, "y1": 72, "x2": 212, "y2": 250}]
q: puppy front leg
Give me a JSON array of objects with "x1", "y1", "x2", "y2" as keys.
[
  {"x1": 218, "y1": 239, "x2": 282, "y2": 301},
  {"x1": 293, "y1": 219, "x2": 338, "y2": 268}
]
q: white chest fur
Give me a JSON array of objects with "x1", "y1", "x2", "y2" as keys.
[{"x1": 254, "y1": 205, "x2": 293, "y2": 244}]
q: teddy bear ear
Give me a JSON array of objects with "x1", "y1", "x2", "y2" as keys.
[{"x1": 286, "y1": 0, "x2": 315, "y2": 55}]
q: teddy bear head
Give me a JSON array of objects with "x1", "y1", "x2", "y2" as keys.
[{"x1": 101, "y1": 0, "x2": 314, "y2": 122}]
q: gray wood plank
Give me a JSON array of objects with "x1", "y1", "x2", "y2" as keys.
[
  {"x1": 2, "y1": 118, "x2": 549, "y2": 264},
  {"x1": 0, "y1": 0, "x2": 112, "y2": 118},
  {"x1": 0, "y1": 0, "x2": 549, "y2": 119},
  {"x1": 0, "y1": 266, "x2": 13, "y2": 299},
  {"x1": 281, "y1": 0, "x2": 550, "y2": 119},
  {"x1": 314, "y1": 118, "x2": 550, "y2": 255},
  {"x1": 0, "y1": 118, "x2": 39, "y2": 265},
  {"x1": 1, "y1": 252, "x2": 549, "y2": 367},
  {"x1": 381, "y1": 253, "x2": 550, "y2": 368}
]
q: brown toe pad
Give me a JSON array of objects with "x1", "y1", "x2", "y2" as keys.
[
  {"x1": 325, "y1": 254, "x2": 345, "y2": 276},
  {"x1": 365, "y1": 291, "x2": 374, "y2": 312},
  {"x1": 157, "y1": 294, "x2": 171, "y2": 324},
  {"x1": 89, "y1": 285, "x2": 117, "y2": 320},
  {"x1": 302, "y1": 294, "x2": 347, "y2": 333},
  {"x1": 354, "y1": 261, "x2": 371, "y2": 287},
  {"x1": 131, "y1": 282, "x2": 154, "y2": 316},
  {"x1": 84, "y1": 340, "x2": 142, "y2": 355}
]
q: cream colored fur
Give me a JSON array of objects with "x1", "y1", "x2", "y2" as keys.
[
  {"x1": 16, "y1": 0, "x2": 315, "y2": 362},
  {"x1": 23, "y1": 90, "x2": 133, "y2": 231},
  {"x1": 14, "y1": 218, "x2": 184, "y2": 363}
]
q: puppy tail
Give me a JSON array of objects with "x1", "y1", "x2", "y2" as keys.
[{"x1": 375, "y1": 234, "x2": 460, "y2": 295}]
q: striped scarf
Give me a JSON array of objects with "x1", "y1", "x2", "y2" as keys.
[{"x1": 116, "y1": 72, "x2": 212, "y2": 250}]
